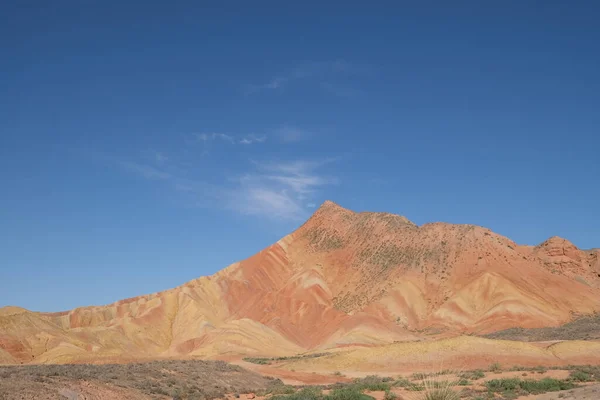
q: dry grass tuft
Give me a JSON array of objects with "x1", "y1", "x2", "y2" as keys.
[{"x1": 404, "y1": 365, "x2": 462, "y2": 400}]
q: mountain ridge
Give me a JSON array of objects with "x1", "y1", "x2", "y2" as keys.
[{"x1": 1, "y1": 200, "x2": 599, "y2": 364}]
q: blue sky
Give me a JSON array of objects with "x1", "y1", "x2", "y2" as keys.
[{"x1": 1, "y1": 1, "x2": 599, "y2": 312}]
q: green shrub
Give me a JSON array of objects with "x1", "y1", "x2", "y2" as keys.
[
  {"x1": 406, "y1": 383, "x2": 424, "y2": 391},
  {"x1": 459, "y1": 370, "x2": 485, "y2": 380},
  {"x1": 486, "y1": 378, "x2": 576, "y2": 395},
  {"x1": 352, "y1": 376, "x2": 391, "y2": 391},
  {"x1": 569, "y1": 370, "x2": 592, "y2": 382},
  {"x1": 272, "y1": 386, "x2": 322, "y2": 400},
  {"x1": 267, "y1": 384, "x2": 296, "y2": 395},
  {"x1": 518, "y1": 378, "x2": 575, "y2": 393},
  {"x1": 327, "y1": 388, "x2": 373, "y2": 400},
  {"x1": 486, "y1": 378, "x2": 519, "y2": 391},
  {"x1": 383, "y1": 390, "x2": 396, "y2": 400},
  {"x1": 489, "y1": 362, "x2": 502, "y2": 372},
  {"x1": 243, "y1": 357, "x2": 271, "y2": 365},
  {"x1": 391, "y1": 378, "x2": 412, "y2": 388},
  {"x1": 568, "y1": 365, "x2": 600, "y2": 381}
]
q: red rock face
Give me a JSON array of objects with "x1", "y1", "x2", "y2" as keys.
[
  {"x1": 531, "y1": 236, "x2": 600, "y2": 289},
  {"x1": 1, "y1": 201, "x2": 600, "y2": 364}
]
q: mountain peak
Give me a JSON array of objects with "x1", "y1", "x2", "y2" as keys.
[
  {"x1": 537, "y1": 236, "x2": 578, "y2": 250},
  {"x1": 317, "y1": 200, "x2": 346, "y2": 211}
]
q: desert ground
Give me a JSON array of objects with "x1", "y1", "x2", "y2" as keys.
[{"x1": 1, "y1": 359, "x2": 600, "y2": 399}]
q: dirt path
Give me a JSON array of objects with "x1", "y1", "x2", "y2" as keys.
[{"x1": 232, "y1": 360, "x2": 352, "y2": 385}]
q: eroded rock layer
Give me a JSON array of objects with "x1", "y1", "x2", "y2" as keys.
[{"x1": 2, "y1": 201, "x2": 599, "y2": 364}]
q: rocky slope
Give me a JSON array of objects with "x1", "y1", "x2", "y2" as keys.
[{"x1": 1, "y1": 201, "x2": 599, "y2": 364}]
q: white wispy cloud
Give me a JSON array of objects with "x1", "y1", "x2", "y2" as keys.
[
  {"x1": 154, "y1": 152, "x2": 169, "y2": 164},
  {"x1": 239, "y1": 134, "x2": 267, "y2": 145},
  {"x1": 193, "y1": 132, "x2": 267, "y2": 146},
  {"x1": 275, "y1": 126, "x2": 309, "y2": 143},
  {"x1": 118, "y1": 151, "x2": 336, "y2": 221},
  {"x1": 194, "y1": 133, "x2": 235, "y2": 144},
  {"x1": 229, "y1": 159, "x2": 337, "y2": 220},
  {"x1": 245, "y1": 60, "x2": 367, "y2": 95}
]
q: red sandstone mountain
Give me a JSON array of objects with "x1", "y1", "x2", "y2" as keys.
[{"x1": 1, "y1": 201, "x2": 599, "y2": 364}]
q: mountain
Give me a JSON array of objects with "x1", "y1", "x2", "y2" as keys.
[{"x1": 1, "y1": 201, "x2": 600, "y2": 364}]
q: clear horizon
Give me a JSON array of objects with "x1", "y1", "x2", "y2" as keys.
[{"x1": 2, "y1": 1, "x2": 599, "y2": 311}]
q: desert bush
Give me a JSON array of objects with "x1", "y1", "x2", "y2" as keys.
[
  {"x1": 519, "y1": 378, "x2": 575, "y2": 393},
  {"x1": 267, "y1": 384, "x2": 296, "y2": 395},
  {"x1": 245, "y1": 353, "x2": 330, "y2": 365},
  {"x1": 532, "y1": 365, "x2": 548, "y2": 374},
  {"x1": 383, "y1": 390, "x2": 397, "y2": 400},
  {"x1": 486, "y1": 378, "x2": 576, "y2": 395},
  {"x1": 459, "y1": 369, "x2": 484, "y2": 380},
  {"x1": 489, "y1": 362, "x2": 502, "y2": 372},
  {"x1": 569, "y1": 370, "x2": 593, "y2": 382},
  {"x1": 486, "y1": 378, "x2": 519, "y2": 391},
  {"x1": 243, "y1": 357, "x2": 271, "y2": 365},
  {"x1": 328, "y1": 387, "x2": 373, "y2": 400},
  {"x1": 567, "y1": 365, "x2": 600, "y2": 381},
  {"x1": 351, "y1": 375, "x2": 391, "y2": 391},
  {"x1": 391, "y1": 378, "x2": 412, "y2": 388},
  {"x1": 271, "y1": 386, "x2": 374, "y2": 400}
]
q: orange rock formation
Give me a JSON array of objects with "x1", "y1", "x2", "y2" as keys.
[{"x1": 1, "y1": 201, "x2": 599, "y2": 364}]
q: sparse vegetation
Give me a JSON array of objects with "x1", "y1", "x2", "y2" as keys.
[
  {"x1": 532, "y1": 365, "x2": 548, "y2": 374},
  {"x1": 420, "y1": 379, "x2": 460, "y2": 400},
  {"x1": 0, "y1": 360, "x2": 272, "y2": 400},
  {"x1": 243, "y1": 357, "x2": 272, "y2": 365},
  {"x1": 305, "y1": 228, "x2": 345, "y2": 251},
  {"x1": 263, "y1": 380, "x2": 297, "y2": 395},
  {"x1": 459, "y1": 369, "x2": 485, "y2": 380},
  {"x1": 271, "y1": 386, "x2": 374, "y2": 400},
  {"x1": 350, "y1": 375, "x2": 392, "y2": 391},
  {"x1": 271, "y1": 386, "x2": 323, "y2": 400},
  {"x1": 391, "y1": 377, "x2": 412, "y2": 388},
  {"x1": 568, "y1": 365, "x2": 600, "y2": 381},
  {"x1": 483, "y1": 312, "x2": 600, "y2": 341},
  {"x1": 407, "y1": 370, "x2": 462, "y2": 400},
  {"x1": 412, "y1": 372, "x2": 429, "y2": 380},
  {"x1": 489, "y1": 362, "x2": 502, "y2": 372},
  {"x1": 486, "y1": 377, "x2": 576, "y2": 396},
  {"x1": 569, "y1": 370, "x2": 593, "y2": 382},
  {"x1": 328, "y1": 387, "x2": 374, "y2": 400},
  {"x1": 383, "y1": 390, "x2": 397, "y2": 400},
  {"x1": 244, "y1": 352, "x2": 330, "y2": 365}
]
